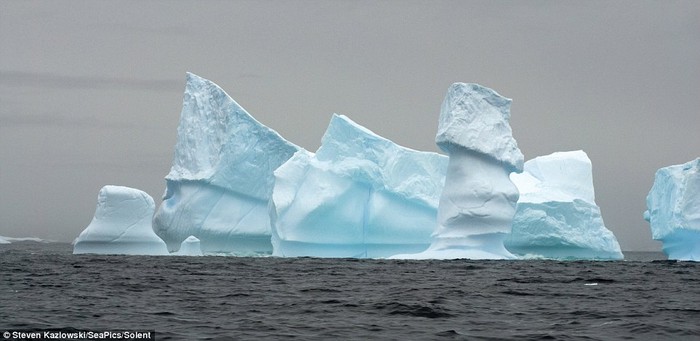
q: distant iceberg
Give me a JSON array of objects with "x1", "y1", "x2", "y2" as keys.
[
  {"x1": 506, "y1": 151, "x2": 624, "y2": 260},
  {"x1": 174, "y1": 236, "x2": 204, "y2": 256},
  {"x1": 271, "y1": 114, "x2": 447, "y2": 258},
  {"x1": 74, "y1": 186, "x2": 169, "y2": 255},
  {"x1": 153, "y1": 73, "x2": 300, "y2": 254},
  {"x1": 645, "y1": 158, "x2": 700, "y2": 261},
  {"x1": 0, "y1": 236, "x2": 53, "y2": 243},
  {"x1": 394, "y1": 83, "x2": 523, "y2": 260}
]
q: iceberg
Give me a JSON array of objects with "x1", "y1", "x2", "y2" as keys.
[
  {"x1": 270, "y1": 114, "x2": 448, "y2": 258},
  {"x1": 73, "y1": 186, "x2": 169, "y2": 255},
  {"x1": 393, "y1": 83, "x2": 523, "y2": 260},
  {"x1": 0, "y1": 236, "x2": 52, "y2": 243},
  {"x1": 174, "y1": 235, "x2": 204, "y2": 256},
  {"x1": 644, "y1": 158, "x2": 700, "y2": 261},
  {"x1": 506, "y1": 151, "x2": 624, "y2": 259},
  {"x1": 153, "y1": 73, "x2": 300, "y2": 254}
]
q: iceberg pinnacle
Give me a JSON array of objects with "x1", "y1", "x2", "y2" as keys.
[
  {"x1": 506, "y1": 151, "x2": 623, "y2": 259},
  {"x1": 393, "y1": 83, "x2": 523, "y2": 260},
  {"x1": 435, "y1": 83, "x2": 523, "y2": 173},
  {"x1": 153, "y1": 73, "x2": 300, "y2": 254},
  {"x1": 270, "y1": 114, "x2": 448, "y2": 258},
  {"x1": 645, "y1": 158, "x2": 700, "y2": 261},
  {"x1": 73, "y1": 186, "x2": 169, "y2": 255}
]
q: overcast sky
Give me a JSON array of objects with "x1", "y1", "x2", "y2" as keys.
[{"x1": 1, "y1": 1, "x2": 698, "y2": 251}]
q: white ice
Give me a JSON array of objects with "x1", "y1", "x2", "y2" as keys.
[
  {"x1": 174, "y1": 235, "x2": 204, "y2": 256},
  {"x1": 506, "y1": 151, "x2": 624, "y2": 260},
  {"x1": 153, "y1": 73, "x2": 300, "y2": 254},
  {"x1": 393, "y1": 83, "x2": 523, "y2": 260},
  {"x1": 0, "y1": 236, "x2": 52, "y2": 243},
  {"x1": 645, "y1": 158, "x2": 700, "y2": 261},
  {"x1": 270, "y1": 114, "x2": 448, "y2": 258},
  {"x1": 73, "y1": 186, "x2": 169, "y2": 255}
]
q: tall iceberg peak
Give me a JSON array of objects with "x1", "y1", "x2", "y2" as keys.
[
  {"x1": 435, "y1": 83, "x2": 524, "y2": 173},
  {"x1": 645, "y1": 158, "x2": 700, "y2": 261},
  {"x1": 74, "y1": 186, "x2": 169, "y2": 255},
  {"x1": 165, "y1": 72, "x2": 299, "y2": 198},
  {"x1": 153, "y1": 73, "x2": 300, "y2": 254},
  {"x1": 271, "y1": 114, "x2": 448, "y2": 258},
  {"x1": 506, "y1": 151, "x2": 624, "y2": 260},
  {"x1": 393, "y1": 83, "x2": 522, "y2": 260}
]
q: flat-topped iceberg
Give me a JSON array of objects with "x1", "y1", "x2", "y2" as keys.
[
  {"x1": 74, "y1": 186, "x2": 169, "y2": 255},
  {"x1": 506, "y1": 151, "x2": 623, "y2": 260},
  {"x1": 270, "y1": 114, "x2": 448, "y2": 258},
  {"x1": 393, "y1": 83, "x2": 523, "y2": 260},
  {"x1": 0, "y1": 236, "x2": 52, "y2": 243},
  {"x1": 645, "y1": 158, "x2": 700, "y2": 261},
  {"x1": 153, "y1": 73, "x2": 300, "y2": 254}
]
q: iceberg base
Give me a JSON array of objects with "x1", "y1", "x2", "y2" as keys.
[
  {"x1": 658, "y1": 229, "x2": 700, "y2": 261},
  {"x1": 391, "y1": 234, "x2": 516, "y2": 260},
  {"x1": 74, "y1": 241, "x2": 169, "y2": 256},
  {"x1": 274, "y1": 240, "x2": 430, "y2": 259}
]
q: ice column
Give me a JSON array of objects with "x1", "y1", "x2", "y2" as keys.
[{"x1": 394, "y1": 83, "x2": 523, "y2": 259}]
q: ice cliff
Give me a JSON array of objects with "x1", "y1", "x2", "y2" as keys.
[
  {"x1": 394, "y1": 83, "x2": 523, "y2": 259},
  {"x1": 506, "y1": 151, "x2": 624, "y2": 259},
  {"x1": 73, "y1": 186, "x2": 169, "y2": 255},
  {"x1": 645, "y1": 158, "x2": 700, "y2": 261},
  {"x1": 153, "y1": 73, "x2": 300, "y2": 254},
  {"x1": 270, "y1": 114, "x2": 448, "y2": 258}
]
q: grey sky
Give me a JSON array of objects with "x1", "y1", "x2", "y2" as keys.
[{"x1": 1, "y1": 1, "x2": 698, "y2": 251}]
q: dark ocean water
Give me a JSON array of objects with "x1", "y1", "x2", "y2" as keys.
[{"x1": 1, "y1": 243, "x2": 698, "y2": 340}]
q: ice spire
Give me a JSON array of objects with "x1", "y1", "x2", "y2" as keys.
[{"x1": 394, "y1": 83, "x2": 523, "y2": 259}]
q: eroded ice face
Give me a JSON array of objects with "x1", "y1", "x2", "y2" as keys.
[
  {"x1": 270, "y1": 114, "x2": 448, "y2": 258},
  {"x1": 74, "y1": 185, "x2": 169, "y2": 255},
  {"x1": 153, "y1": 73, "x2": 299, "y2": 254},
  {"x1": 435, "y1": 149, "x2": 519, "y2": 238},
  {"x1": 393, "y1": 83, "x2": 523, "y2": 260},
  {"x1": 436, "y1": 82, "x2": 523, "y2": 173},
  {"x1": 645, "y1": 158, "x2": 700, "y2": 261},
  {"x1": 507, "y1": 151, "x2": 624, "y2": 260}
]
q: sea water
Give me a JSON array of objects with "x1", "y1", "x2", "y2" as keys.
[{"x1": 1, "y1": 243, "x2": 698, "y2": 340}]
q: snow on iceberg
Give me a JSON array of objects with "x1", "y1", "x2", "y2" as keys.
[
  {"x1": 73, "y1": 186, "x2": 169, "y2": 255},
  {"x1": 0, "y1": 236, "x2": 9, "y2": 244},
  {"x1": 153, "y1": 73, "x2": 300, "y2": 254},
  {"x1": 174, "y1": 235, "x2": 204, "y2": 256},
  {"x1": 393, "y1": 83, "x2": 523, "y2": 260},
  {"x1": 644, "y1": 158, "x2": 700, "y2": 261},
  {"x1": 506, "y1": 151, "x2": 624, "y2": 260},
  {"x1": 270, "y1": 114, "x2": 448, "y2": 258}
]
